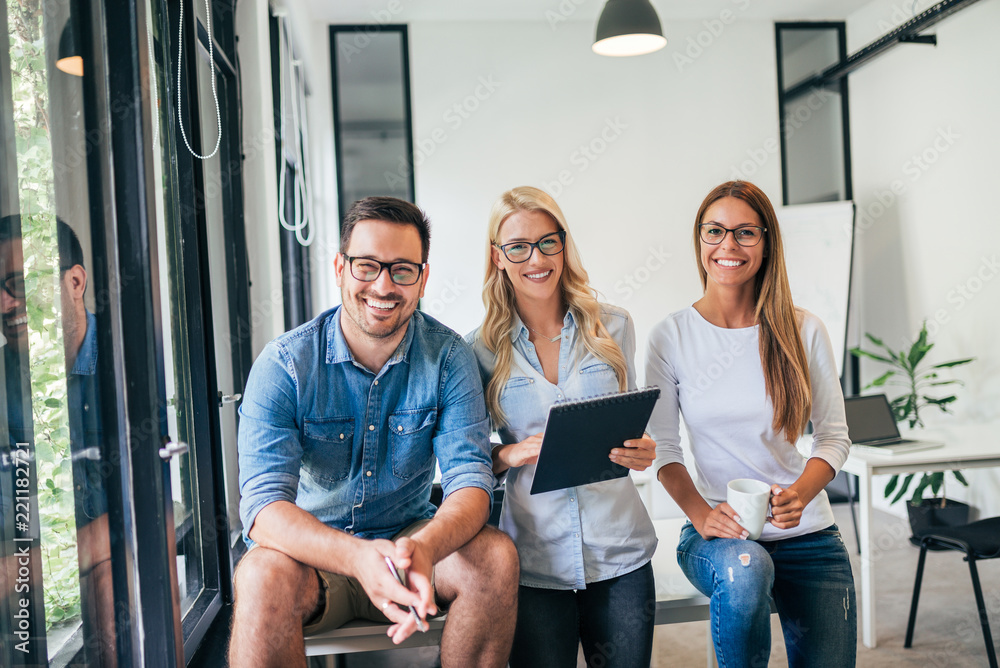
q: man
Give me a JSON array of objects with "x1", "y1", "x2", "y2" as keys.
[
  {"x1": 230, "y1": 197, "x2": 518, "y2": 668},
  {"x1": 0, "y1": 216, "x2": 115, "y2": 666}
]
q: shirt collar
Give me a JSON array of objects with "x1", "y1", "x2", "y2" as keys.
[
  {"x1": 326, "y1": 306, "x2": 416, "y2": 369},
  {"x1": 509, "y1": 308, "x2": 575, "y2": 343},
  {"x1": 71, "y1": 311, "x2": 98, "y2": 376}
]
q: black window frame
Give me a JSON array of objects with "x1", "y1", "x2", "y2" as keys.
[{"x1": 775, "y1": 21, "x2": 854, "y2": 207}]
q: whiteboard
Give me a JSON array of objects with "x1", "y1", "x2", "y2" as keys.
[{"x1": 777, "y1": 201, "x2": 855, "y2": 376}]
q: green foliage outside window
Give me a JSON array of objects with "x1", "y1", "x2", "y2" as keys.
[{"x1": 8, "y1": 0, "x2": 83, "y2": 631}]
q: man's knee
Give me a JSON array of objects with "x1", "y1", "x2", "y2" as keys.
[
  {"x1": 233, "y1": 547, "x2": 317, "y2": 616},
  {"x1": 441, "y1": 526, "x2": 519, "y2": 599}
]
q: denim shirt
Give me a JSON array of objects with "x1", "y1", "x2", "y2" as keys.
[
  {"x1": 68, "y1": 310, "x2": 107, "y2": 526},
  {"x1": 238, "y1": 306, "x2": 494, "y2": 547},
  {"x1": 467, "y1": 304, "x2": 657, "y2": 589}
]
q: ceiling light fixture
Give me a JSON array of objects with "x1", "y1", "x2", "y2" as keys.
[
  {"x1": 593, "y1": 0, "x2": 666, "y2": 57},
  {"x1": 56, "y1": 16, "x2": 83, "y2": 76}
]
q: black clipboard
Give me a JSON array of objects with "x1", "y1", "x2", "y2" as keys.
[{"x1": 529, "y1": 387, "x2": 660, "y2": 495}]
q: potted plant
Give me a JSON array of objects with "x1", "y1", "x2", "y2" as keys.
[{"x1": 850, "y1": 322, "x2": 975, "y2": 538}]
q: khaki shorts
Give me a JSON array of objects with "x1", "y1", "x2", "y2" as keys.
[{"x1": 303, "y1": 518, "x2": 440, "y2": 636}]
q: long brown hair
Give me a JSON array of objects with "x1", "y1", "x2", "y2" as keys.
[
  {"x1": 694, "y1": 181, "x2": 811, "y2": 443},
  {"x1": 478, "y1": 187, "x2": 627, "y2": 427}
]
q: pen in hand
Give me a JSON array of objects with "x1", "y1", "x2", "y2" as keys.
[{"x1": 384, "y1": 556, "x2": 428, "y2": 632}]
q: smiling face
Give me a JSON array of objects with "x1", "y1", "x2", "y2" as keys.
[
  {"x1": 698, "y1": 196, "x2": 766, "y2": 292},
  {"x1": 335, "y1": 219, "x2": 427, "y2": 344},
  {"x1": 0, "y1": 238, "x2": 27, "y2": 345},
  {"x1": 492, "y1": 209, "x2": 564, "y2": 308}
]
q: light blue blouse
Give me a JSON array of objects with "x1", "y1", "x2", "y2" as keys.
[{"x1": 467, "y1": 304, "x2": 657, "y2": 589}]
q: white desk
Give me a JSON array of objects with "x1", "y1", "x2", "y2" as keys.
[{"x1": 839, "y1": 425, "x2": 1000, "y2": 648}]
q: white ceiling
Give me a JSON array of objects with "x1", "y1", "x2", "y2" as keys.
[{"x1": 306, "y1": 0, "x2": 876, "y2": 25}]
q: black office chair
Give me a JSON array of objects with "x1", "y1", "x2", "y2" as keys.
[{"x1": 905, "y1": 516, "x2": 1000, "y2": 668}]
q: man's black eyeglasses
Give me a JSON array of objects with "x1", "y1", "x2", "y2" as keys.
[
  {"x1": 342, "y1": 255, "x2": 425, "y2": 286},
  {"x1": 494, "y1": 230, "x2": 566, "y2": 263},
  {"x1": 1, "y1": 267, "x2": 77, "y2": 300}
]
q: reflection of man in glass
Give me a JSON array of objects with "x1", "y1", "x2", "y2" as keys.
[
  {"x1": 58, "y1": 220, "x2": 116, "y2": 667},
  {"x1": 0, "y1": 216, "x2": 116, "y2": 665},
  {"x1": 1, "y1": 214, "x2": 37, "y2": 660}
]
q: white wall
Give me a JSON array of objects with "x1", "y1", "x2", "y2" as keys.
[
  {"x1": 407, "y1": 18, "x2": 782, "y2": 373},
  {"x1": 847, "y1": 0, "x2": 1000, "y2": 517},
  {"x1": 236, "y1": 0, "x2": 286, "y2": 358}
]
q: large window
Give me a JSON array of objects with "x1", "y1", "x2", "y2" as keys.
[
  {"x1": 1, "y1": 0, "x2": 249, "y2": 663},
  {"x1": 775, "y1": 22, "x2": 853, "y2": 206}
]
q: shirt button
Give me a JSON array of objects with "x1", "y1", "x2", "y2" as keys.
[
  {"x1": 529, "y1": 379, "x2": 534, "y2": 384},
  {"x1": 366, "y1": 470, "x2": 372, "y2": 477},
  {"x1": 339, "y1": 433, "x2": 345, "y2": 440},
  {"x1": 397, "y1": 425, "x2": 403, "y2": 432},
  {"x1": 574, "y1": 533, "x2": 580, "y2": 538},
  {"x1": 569, "y1": 497, "x2": 575, "y2": 502},
  {"x1": 369, "y1": 425, "x2": 375, "y2": 431},
  {"x1": 349, "y1": 530, "x2": 355, "y2": 535},
  {"x1": 374, "y1": 380, "x2": 379, "y2": 386}
]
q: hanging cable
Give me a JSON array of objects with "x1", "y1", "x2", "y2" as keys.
[
  {"x1": 176, "y1": 0, "x2": 222, "y2": 159},
  {"x1": 275, "y1": 15, "x2": 313, "y2": 247}
]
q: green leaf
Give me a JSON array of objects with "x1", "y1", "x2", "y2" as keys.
[
  {"x1": 850, "y1": 347, "x2": 896, "y2": 365},
  {"x1": 891, "y1": 473, "x2": 915, "y2": 504},
  {"x1": 43, "y1": 397, "x2": 61, "y2": 408},
  {"x1": 883, "y1": 474, "x2": 899, "y2": 499},
  {"x1": 952, "y1": 471, "x2": 970, "y2": 487},
  {"x1": 909, "y1": 474, "x2": 934, "y2": 503},
  {"x1": 864, "y1": 332, "x2": 888, "y2": 349},
  {"x1": 867, "y1": 370, "x2": 895, "y2": 388},
  {"x1": 931, "y1": 358, "x2": 975, "y2": 369}
]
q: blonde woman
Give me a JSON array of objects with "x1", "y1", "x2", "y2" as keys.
[
  {"x1": 466, "y1": 187, "x2": 657, "y2": 668},
  {"x1": 646, "y1": 181, "x2": 856, "y2": 667}
]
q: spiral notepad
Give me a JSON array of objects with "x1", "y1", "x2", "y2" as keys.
[{"x1": 529, "y1": 386, "x2": 661, "y2": 495}]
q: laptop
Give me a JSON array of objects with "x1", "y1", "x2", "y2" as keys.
[{"x1": 844, "y1": 394, "x2": 943, "y2": 456}]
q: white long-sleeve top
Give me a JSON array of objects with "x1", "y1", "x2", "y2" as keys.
[{"x1": 645, "y1": 306, "x2": 850, "y2": 541}]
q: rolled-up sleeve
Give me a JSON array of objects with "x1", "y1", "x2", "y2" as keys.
[
  {"x1": 237, "y1": 342, "x2": 302, "y2": 544},
  {"x1": 434, "y1": 340, "x2": 495, "y2": 506},
  {"x1": 803, "y1": 315, "x2": 851, "y2": 472},
  {"x1": 645, "y1": 326, "x2": 685, "y2": 474}
]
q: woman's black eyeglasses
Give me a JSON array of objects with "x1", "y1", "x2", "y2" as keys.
[
  {"x1": 494, "y1": 230, "x2": 566, "y2": 263},
  {"x1": 698, "y1": 223, "x2": 767, "y2": 248}
]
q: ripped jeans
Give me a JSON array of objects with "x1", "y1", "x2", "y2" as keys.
[{"x1": 677, "y1": 523, "x2": 856, "y2": 668}]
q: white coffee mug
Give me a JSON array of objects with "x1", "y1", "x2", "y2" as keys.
[{"x1": 726, "y1": 478, "x2": 772, "y2": 540}]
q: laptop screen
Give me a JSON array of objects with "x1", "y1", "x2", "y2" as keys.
[{"x1": 844, "y1": 394, "x2": 902, "y2": 443}]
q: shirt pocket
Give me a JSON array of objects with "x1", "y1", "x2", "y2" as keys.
[
  {"x1": 389, "y1": 407, "x2": 437, "y2": 481},
  {"x1": 301, "y1": 416, "x2": 354, "y2": 483}
]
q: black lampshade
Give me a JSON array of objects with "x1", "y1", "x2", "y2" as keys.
[
  {"x1": 593, "y1": 0, "x2": 666, "y2": 57},
  {"x1": 56, "y1": 16, "x2": 83, "y2": 76}
]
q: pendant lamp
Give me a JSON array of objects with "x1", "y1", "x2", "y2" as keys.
[
  {"x1": 593, "y1": 0, "x2": 666, "y2": 57},
  {"x1": 56, "y1": 15, "x2": 84, "y2": 76}
]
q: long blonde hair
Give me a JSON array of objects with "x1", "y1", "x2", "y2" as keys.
[
  {"x1": 479, "y1": 187, "x2": 627, "y2": 427},
  {"x1": 694, "y1": 181, "x2": 812, "y2": 443}
]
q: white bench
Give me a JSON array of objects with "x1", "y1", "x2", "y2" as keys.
[{"x1": 304, "y1": 518, "x2": 731, "y2": 666}]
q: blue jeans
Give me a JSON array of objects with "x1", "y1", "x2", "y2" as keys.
[
  {"x1": 677, "y1": 523, "x2": 856, "y2": 668},
  {"x1": 510, "y1": 561, "x2": 655, "y2": 668}
]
